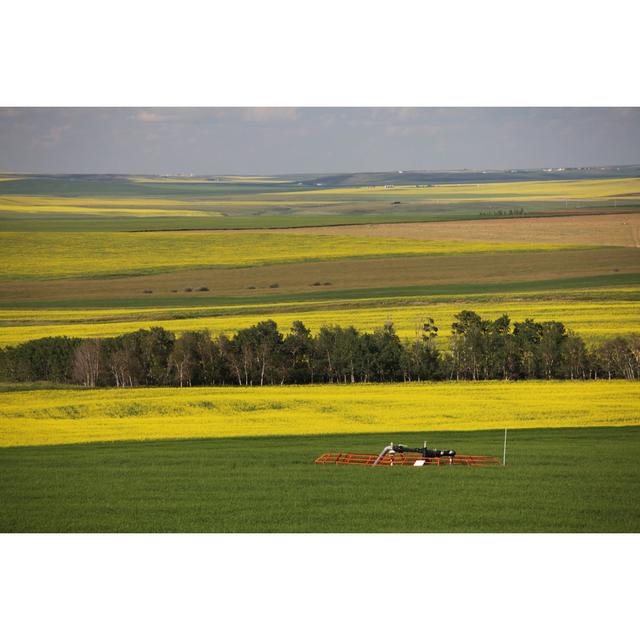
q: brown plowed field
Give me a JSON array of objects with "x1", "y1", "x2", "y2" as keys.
[
  {"x1": 262, "y1": 213, "x2": 640, "y2": 248},
  {"x1": 1, "y1": 247, "x2": 637, "y2": 304}
]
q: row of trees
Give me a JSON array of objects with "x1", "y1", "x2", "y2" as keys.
[{"x1": 1, "y1": 312, "x2": 639, "y2": 387}]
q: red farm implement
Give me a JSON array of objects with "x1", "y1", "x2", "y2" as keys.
[{"x1": 315, "y1": 441, "x2": 502, "y2": 467}]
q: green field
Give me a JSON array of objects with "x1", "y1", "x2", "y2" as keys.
[{"x1": 1, "y1": 427, "x2": 638, "y2": 532}]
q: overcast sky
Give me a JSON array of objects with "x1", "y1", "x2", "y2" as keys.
[{"x1": 1, "y1": 107, "x2": 639, "y2": 175}]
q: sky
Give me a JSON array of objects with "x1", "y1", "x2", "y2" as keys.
[{"x1": 1, "y1": 107, "x2": 639, "y2": 175}]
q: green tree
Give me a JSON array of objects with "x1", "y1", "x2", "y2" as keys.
[
  {"x1": 451, "y1": 310, "x2": 489, "y2": 380},
  {"x1": 282, "y1": 321, "x2": 315, "y2": 384},
  {"x1": 538, "y1": 321, "x2": 567, "y2": 379},
  {"x1": 561, "y1": 333, "x2": 588, "y2": 380},
  {"x1": 513, "y1": 319, "x2": 543, "y2": 379}
]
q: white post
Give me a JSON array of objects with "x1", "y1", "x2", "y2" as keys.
[{"x1": 503, "y1": 428, "x2": 508, "y2": 466}]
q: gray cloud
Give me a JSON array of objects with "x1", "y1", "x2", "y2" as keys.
[{"x1": 0, "y1": 107, "x2": 638, "y2": 174}]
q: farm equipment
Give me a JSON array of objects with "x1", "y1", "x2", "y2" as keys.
[
  {"x1": 373, "y1": 442, "x2": 456, "y2": 464},
  {"x1": 315, "y1": 440, "x2": 501, "y2": 467}
]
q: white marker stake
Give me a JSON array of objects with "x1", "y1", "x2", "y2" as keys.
[{"x1": 503, "y1": 428, "x2": 508, "y2": 466}]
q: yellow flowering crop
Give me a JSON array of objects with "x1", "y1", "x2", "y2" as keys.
[
  {"x1": 1, "y1": 298, "x2": 636, "y2": 347},
  {"x1": 0, "y1": 195, "x2": 337, "y2": 215},
  {"x1": 0, "y1": 231, "x2": 578, "y2": 279},
  {"x1": 1, "y1": 380, "x2": 638, "y2": 447},
  {"x1": 297, "y1": 177, "x2": 640, "y2": 200}
]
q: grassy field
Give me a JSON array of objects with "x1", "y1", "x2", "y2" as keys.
[
  {"x1": 1, "y1": 426, "x2": 638, "y2": 532},
  {"x1": 2, "y1": 381, "x2": 638, "y2": 447}
]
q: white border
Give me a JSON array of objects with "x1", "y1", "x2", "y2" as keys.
[
  {"x1": 1, "y1": 1, "x2": 638, "y2": 637},
  {"x1": 1, "y1": 1, "x2": 639, "y2": 106},
  {"x1": 0, "y1": 534, "x2": 637, "y2": 640}
]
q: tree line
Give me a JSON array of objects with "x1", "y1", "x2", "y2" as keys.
[{"x1": 1, "y1": 311, "x2": 639, "y2": 387}]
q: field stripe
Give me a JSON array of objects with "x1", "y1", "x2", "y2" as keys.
[{"x1": 1, "y1": 380, "x2": 638, "y2": 447}]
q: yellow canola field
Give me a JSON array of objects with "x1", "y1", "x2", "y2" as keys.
[
  {"x1": 2, "y1": 207, "x2": 215, "y2": 217},
  {"x1": 0, "y1": 288, "x2": 637, "y2": 325},
  {"x1": 0, "y1": 195, "x2": 227, "y2": 216},
  {"x1": 297, "y1": 178, "x2": 640, "y2": 200},
  {"x1": 1, "y1": 299, "x2": 637, "y2": 347},
  {"x1": 0, "y1": 195, "x2": 340, "y2": 215},
  {"x1": 0, "y1": 232, "x2": 577, "y2": 279},
  {"x1": 0, "y1": 196, "x2": 218, "y2": 208},
  {"x1": 1, "y1": 380, "x2": 638, "y2": 447}
]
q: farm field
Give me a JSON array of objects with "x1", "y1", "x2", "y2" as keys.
[
  {"x1": 1, "y1": 380, "x2": 638, "y2": 447},
  {"x1": 295, "y1": 176, "x2": 640, "y2": 202},
  {"x1": 2, "y1": 176, "x2": 639, "y2": 208},
  {"x1": 2, "y1": 284, "x2": 638, "y2": 322},
  {"x1": 1, "y1": 171, "x2": 639, "y2": 534},
  {"x1": 0, "y1": 296, "x2": 638, "y2": 346},
  {"x1": 2, "y1": 174, "x2": 640, "y2": 233},
  {"x1": 1, "y1": 174, "x2": 638, "y2": 349},
  {"x1": 275, "y1": 212, "x2": 640, "y2": 247},
  {"x1": 1, "y1": 426, "x2": 639, "y2": 532},
  {"x1": 0, "y1": 230, "x2": 581, "y2": 280},
  {"x1": 1, "y1": 247, "x2": 637, "y2": 306}
]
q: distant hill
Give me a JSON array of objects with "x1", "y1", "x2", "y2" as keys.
[
  {"x1": 1, "y1": 165, "x2": 639, "y2": 196},
  {"x1": 286, "y1": 165, "x2": 640, "y2": 187}
]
